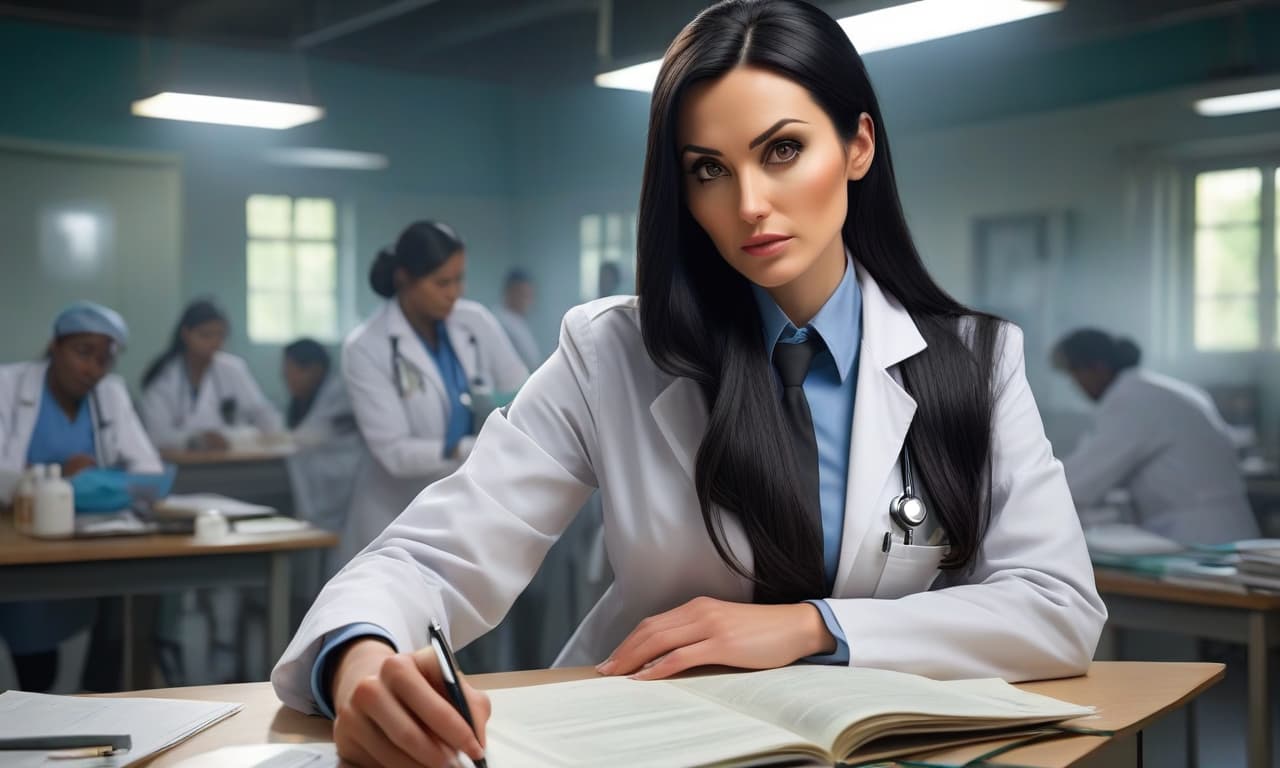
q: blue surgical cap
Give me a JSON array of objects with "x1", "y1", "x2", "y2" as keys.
[{"x1": 53, "y1": 301, "x2": 129, "y2": 349}]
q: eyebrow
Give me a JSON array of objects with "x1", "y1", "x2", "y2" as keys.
[{"x1": 681, "y1": 118, "x2": 810, "y2": 158}]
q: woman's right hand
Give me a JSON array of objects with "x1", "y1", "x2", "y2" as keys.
[{"x1": 331, "y1": 637, "x2": 491, "y2": 768}]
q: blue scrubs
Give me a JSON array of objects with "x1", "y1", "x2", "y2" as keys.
[
  {"x1": 0, "y1": 383, "x2": 97, "y2": 656},
  {"x1": 420, "y1": 321, "x2": 474, "y2": 458}
]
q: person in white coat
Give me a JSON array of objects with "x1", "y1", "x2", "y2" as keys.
[
  {"x1": 337, "y1": 220, "x2": 528, "y2": 566},
  {"x1": 1052, "y1": 328, "x2": 1259, "y2": 545},
  {"x1": 491, "y1": 269, "x2": 543, "y2": 370},
  {"x1": 0, "y1": 302, "x2": 161, "y2": 692},
  {"x1": 140, "y1": 299, "x2": 283, "y2": 452},
  {"x1": 282, "y1": 339, "x2": 364, "y2": 581},
  {"x1": 273, "y1": 4, "x2": 1105, "y2": 766}
]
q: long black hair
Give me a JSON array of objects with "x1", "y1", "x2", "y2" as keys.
[
  {"x1": 141, "y1": 299, "x2": 229, "y2": 390},
  {"x1": 369, "y1": 220, "x2": 465, "y2": 298},
  {"x1": 284, "y1": 338, "x2": 331, "y2": 429},
  {"x1": 1052, "y1": 328, "x2": 1141, "y2": 373},
  {"x1": 637, "y1": 0, "x2": 1003, "y2": 604}
]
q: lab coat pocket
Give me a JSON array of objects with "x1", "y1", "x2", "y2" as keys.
[{"x1": 872, "y1": 542, "x2": 948, "y2": 599}]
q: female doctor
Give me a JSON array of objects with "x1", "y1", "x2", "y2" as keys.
[
  {"x1": 140, "y1": 299, "x2": 283, "y2": 451},
  {"x1": 335, "y1": 220, "x2": 528, "y2": 565},
  {"x1": 273, "y1": 3, "x2": 1106, "y2": 766},
  {"x1": 0, "y1": 302, "x2": 161, "y2": 691}
]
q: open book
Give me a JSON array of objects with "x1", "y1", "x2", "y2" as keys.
[{"x1": 484, "y1": 665, "x2": 1094, "y2": 767}]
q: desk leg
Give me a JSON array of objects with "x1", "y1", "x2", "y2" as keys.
[
  {"x1": 1248, "y1": 611, "x2": 1271, "y2": 768},
  {"x1": 122, "y1": 595, "x2": 133, "y2": 689},
  {"x1": 268, "y1": 552, "x2": 291, "y2": 668}
]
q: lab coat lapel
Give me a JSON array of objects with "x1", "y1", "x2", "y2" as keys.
[
  {"x1": 445, "y1": 318, "x2": 480, "y2": 385},
  {"x1": 650, "y1": 375, "x2": 707, "y2": 482},
  {"x1": 832, "y1": 265, "x2": 927, "y2": 595},
  {"x1": 12, "y1": 361, "x2": 45, "y2": 453},
  {"x1": 386, "y1": 301, "x2": 448, "y2": 409}
]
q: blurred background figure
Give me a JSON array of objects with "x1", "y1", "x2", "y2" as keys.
[
  {"x1": 1051, "y1": 328, "x2": 1259, "y2": 546},
  {"x1": 492, "y1": 268, "x2": 543, "y2": 370},
  {"x1": 140, "y1": 299, "x2": 283, "y2": 453},
  {"x1": 0, "y1": 302, "x2": 160, "y2": 692},
  {"x1": 597, "y1": 261, "x2": 623, "y2": 298},
  {"x1": 282, "y1": 339, "x2": 364, "y2": 590}
]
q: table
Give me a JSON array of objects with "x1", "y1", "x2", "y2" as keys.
[
  {"x1": 163, "y1": 448, "x2": 297, "y2": 518},
  {"x1": 0, "y1": 512, "x2": 336, "y2": 689},
  {"x1": 109, "y1": 661, "x2": 1221, "y2": 767},
  {"x1": 1095, "y1": 568, "x2": 1280, "y2": 768}
]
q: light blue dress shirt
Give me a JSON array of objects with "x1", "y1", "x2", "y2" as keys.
[
  {"x1": 309, "y1": 260, "x2": 863, "y2": 715},
  {"x1": 752, "y1": 256, "x2": 861, "y2": 665}
]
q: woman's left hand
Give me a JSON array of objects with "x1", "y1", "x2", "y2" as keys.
[{"x1": 596, "y1": 597, "x2": 836, "y2": 681}]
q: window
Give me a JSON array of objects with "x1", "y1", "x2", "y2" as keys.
[
  {"x1": 246, "y1": 194, "x2": 339, "y2": 343},
  {"x1": 579, "y1": 212, "x2": 637, "y2": 301},
  {"x1": 1191, "y1": 164, "x2": 1278, "y2": 351}
]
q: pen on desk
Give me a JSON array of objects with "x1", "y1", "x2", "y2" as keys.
[
  {"x1": 429, "y1": 620, "x2": 488, "y2": 768},
  {"x1": 0, "y1": 734, "x2": 132, "y2": 754}
]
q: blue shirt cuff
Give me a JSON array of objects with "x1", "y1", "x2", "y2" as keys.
[
  {"x1": 310, "y1": 622, "x2": 396, "y2": 719},
  {"x1": 802, "y1": 599, "x2": 850, "y2": 665}
]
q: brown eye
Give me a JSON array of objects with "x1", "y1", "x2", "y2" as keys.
[
  {"x1": 694, "y1": 161, "x2": 727, "y2": 182},
  {"x1": 767, "y1": 141, "x2": 802, "y2": 164}
]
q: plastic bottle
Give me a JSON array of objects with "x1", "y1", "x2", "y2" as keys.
[
  {"x1": 32, "y1": 463, "x2": 74, "y2": 538},
  {"x1": 12, "y1": 467, "x2": 36, "y2": 534}
]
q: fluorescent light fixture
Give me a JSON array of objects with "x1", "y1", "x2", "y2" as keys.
[
  {"x1": 594, "y1": 59, "x2": 664, "y2": 93},
  {"x1": 264, "y1": 147, "x2": 389, "y2": 170},
  {"x1": 595, "y1": 0, "x2": 1064, "y2": 92},
  {"x1": 131, "y1": 92, "x2": 324, "y2": 129},
  {"x1": 839, "y1": 0, "x2": 1063, "y2": 54},
  {"x1": 1194, "y1": 88, "x2": 1280, "y2": 117}
]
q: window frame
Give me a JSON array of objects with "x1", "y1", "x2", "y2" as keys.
[
  {"x1": 1181, "y1": 155, "x2": 1278, "y2": 355},
  {"x1": 245, "y1": 193, "x2": 343, "y2": 345}
]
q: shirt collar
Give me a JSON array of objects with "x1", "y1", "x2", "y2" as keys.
[{"x1": 751, "y1": 252, "x2": 862, "y2": 382}]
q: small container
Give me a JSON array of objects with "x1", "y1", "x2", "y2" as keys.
[
  {"x1": 32, "y1": 464, "x2": 75, "y2": 539},
  {"x1": 193, "y1": 510, "x2": 230, "y2": 542},
  {"x1": 13, "y1": 467, "x2": 37, "y2": 534}
]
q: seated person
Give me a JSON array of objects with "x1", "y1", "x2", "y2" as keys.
[
  {"x1": 0, "y1": 302, "x2": 161, "y2": 691},
  {"x1": 1051, "y1": 328, "x2": 1260, "y2": 545}
]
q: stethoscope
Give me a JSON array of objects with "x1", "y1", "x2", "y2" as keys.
[
  {"x1": 389, "y1": 331, "x2": 486, "y2": 400},
  {"x1": 8, "y1": 366, "x2": 112, "y2": 467},
  {"x1": 883, "y1": 443, "x2": 928, "y2": 551}
]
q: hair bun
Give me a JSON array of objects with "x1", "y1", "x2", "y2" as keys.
[{"x1": 368, "y1": 247, "x2": 397, "y2": 298}]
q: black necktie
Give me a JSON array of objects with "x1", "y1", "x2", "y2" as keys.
[{"x1": 772, "y1": 337, "x2": 823, "y2": 538}]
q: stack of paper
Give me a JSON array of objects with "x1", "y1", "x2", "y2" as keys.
[
  {"x1": 0, "y1": 691, "x2": 240, "y2": 767},
  {"x1": 1234, "y1": 540, "x2": 1280, "y2": 592},
  {"x1": 151, "y1": 494, "x2": 276, "y2": 520}
]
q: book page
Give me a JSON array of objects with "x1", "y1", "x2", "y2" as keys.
[
  {"x1": 672, "y1": 666, "x2": 1093, "y2": 754},
  {"x1": 484, "y1": 676, "x2": 826, "y2": 768}
]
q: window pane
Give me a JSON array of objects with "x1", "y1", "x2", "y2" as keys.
[
  {"x1": 295, "y1": 242, "x2": 336, "y2": 293},
  {"x1": 295, "y1": 197, "x2": 335, "y2": 241},
  {"x1": 247, "y1": 240, "x2": 291, "y2": 291},
  {"x1": 1195, "y1": 169, "x2": 1261, "y2": 226},
  {"x1": 249, "y1": 291, "x2": 292, "y2": 343},
  {"x1": 247, "y1": 195, "x2": 292, "y2": 238},
  {"x1": 1195, "y1": 226, "x2": 1259, "y2": 295},
  {"x1": 580, "y1": 215, "x2": 601, "y2": 249},
  {"x1": 1195, "y1": 297, "x2": 1258, "y2": 350},
  {"x1": 295, "y1": 292, "x2": 337, "y2": 340}
]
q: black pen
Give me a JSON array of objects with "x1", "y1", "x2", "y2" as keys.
[{"x1": 429, "y1": 619, "x2": 488, "y2": 768}]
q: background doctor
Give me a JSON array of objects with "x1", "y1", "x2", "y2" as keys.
[
  {"x1": 338, "y1": 219, "x2": 527, "y2": 565},
  {"x1": 140, "y1": 299, "x2": 283, "y2": 452},
  {"x1": 1052, "y1": 327, "x2": 1259, "y2": 545},
  {"x1": 0, "y1": 302, "x2": 161, "y2": 692},
  {"x1": 282, "y1": 339, "x2": 364, "y2": 585}
]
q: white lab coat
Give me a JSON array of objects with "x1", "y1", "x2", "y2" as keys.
[
  {"x1": 140, "y1": 351, "x2": 283, "y2": 450},
  {"x1": 273, "y1": 266, "x2": 1106, "y2": 714},
  {"x1": 336, "y1": 298, "x2": 528, "y2": 565},
  {"x1": 286, "y1": 375, "x2": 365, "y2": 535},
  {"x1": 1063, "y1": 368, "x2": 1259, "y2": 545},
  {"x1": 0, "y1": 361, "x2": 162, "y2": 502},
  {"x1": 493, "y1": 304, "x2": 543, "y2": 370}
]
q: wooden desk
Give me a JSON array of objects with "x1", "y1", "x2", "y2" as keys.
[
  {"x1": 110, "y1": 661, "x2": 1220, "y2": 767},
  {"x1": 1095, "y1": 568, "x2": 1280, "y2": 768},
  {"x1": 163, "y1": 449, "x2": 298, "y2": 518},
  {"x1": 0, "y1": 512, "x2": 336, "y2": 688}
]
